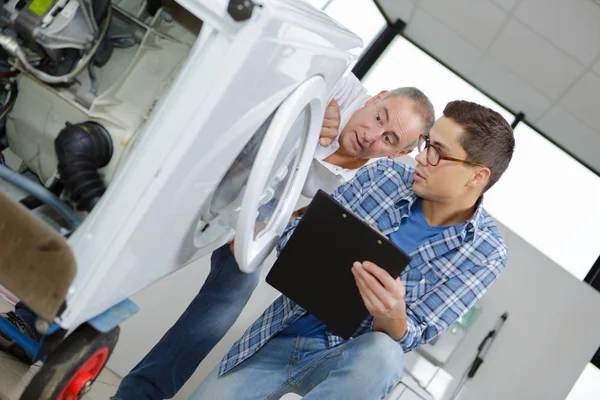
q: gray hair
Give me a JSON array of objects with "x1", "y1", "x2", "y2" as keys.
[
  {"x1": 382, "y1": 87, "x2": 435, "y2": 143},
  {"x1": 404, "y1": 137, "x2": 419, "y2": 151}
]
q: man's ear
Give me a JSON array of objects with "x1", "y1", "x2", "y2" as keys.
[
  {"x1": 365, "y1": 90, "x2": 388, "y2": 106},
  {"x1": 387, "y1": 148, "x2": 414, "y2": 159},
  {"x1": 469, "y1": 167, "x2": 491, "y2": 190}
]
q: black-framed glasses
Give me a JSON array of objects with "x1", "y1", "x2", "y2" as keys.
[{"x1": 417, "y1": 135, "x2": 486, "y2": 168}]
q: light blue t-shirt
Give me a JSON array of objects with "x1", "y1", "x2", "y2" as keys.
[{"x1": 280, "y1": 199, "x2": 453, "y2": 338}]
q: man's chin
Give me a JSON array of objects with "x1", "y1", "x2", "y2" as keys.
[{"x1": 412, "y1": 181, "x2": 426, "y2": 196}]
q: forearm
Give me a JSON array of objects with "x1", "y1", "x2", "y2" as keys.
[{"x1": 374, "y1": 314, "x2": 407, "y2": 341}]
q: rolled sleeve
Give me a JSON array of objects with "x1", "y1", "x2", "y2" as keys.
[{"x1": 398, "y1": 308, "x2": 425, "y2": 352}]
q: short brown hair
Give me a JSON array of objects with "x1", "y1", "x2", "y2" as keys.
[{"x1": 443, "y1": 100, "x2": 515, "y2": 192}]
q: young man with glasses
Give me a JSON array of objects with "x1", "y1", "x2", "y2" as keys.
[{"x1": 189, "y1": 100, "x2": 515, "y2": 400}]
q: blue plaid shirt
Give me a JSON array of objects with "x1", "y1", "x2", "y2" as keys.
[{"x1": 219, "y1": 159, "x2": 508, "y2": 375}]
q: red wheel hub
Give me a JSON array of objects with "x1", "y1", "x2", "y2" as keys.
[{"x1": 58, "y1": 347, "x2": 109, "y2": 400}]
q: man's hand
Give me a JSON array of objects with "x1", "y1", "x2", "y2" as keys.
[
  {"x1": 289, "y1": 206, "x2": 308, "y2": 221},
  {"x1": 352, "y1": 261, "x2": 407, "y2": 340},
  {"x1": 319, "y1": 100, "x2": 341, "y2": 147}
]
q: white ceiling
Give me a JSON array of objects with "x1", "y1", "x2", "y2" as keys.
[{"x1": 377, "y1": 0, "x2": 600, "y2": 174}]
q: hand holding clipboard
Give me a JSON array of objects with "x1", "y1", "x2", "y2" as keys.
[
  {"x1": 267, "y1": 190, "x2": 412, "y2": 339},
  {"x1": 351, "y1": 261, "x2": 408, "y2": 341}
]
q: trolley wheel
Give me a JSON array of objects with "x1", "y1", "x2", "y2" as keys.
[{"x1": 20, "y1": 324, "x2": 120, "y2": 400}]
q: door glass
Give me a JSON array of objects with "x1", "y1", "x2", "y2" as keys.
[
  {"x1": 253, "y1": 106, "x2": 310, "y2": 239},
  {"x1": 209, "y1": 112, "x2": 276, "y2": 216}
]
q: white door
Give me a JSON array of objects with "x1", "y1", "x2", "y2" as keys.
[
  {"x1": 233, "y1": 76, "x2": 326, "y2": 272},
  {"x1": 192, "y1": 76, "x2": 326, "y2": 273}
]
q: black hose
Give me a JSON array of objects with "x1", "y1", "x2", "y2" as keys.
[
  {"x1": 0, "y1": 165, "x2": 81, "y2": 229},
  {"x1": 0, "y1": 82, "x2": 17, "y2": 149},
  {"x1": 54, "y1": 121, "x2": 113, "y2": 212}
]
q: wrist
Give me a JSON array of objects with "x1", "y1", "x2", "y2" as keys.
[{"x1": 374, "y1": 314, "x2": 407, "y2": 341}]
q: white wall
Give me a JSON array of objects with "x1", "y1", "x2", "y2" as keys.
[
  {"x1": 432, "y1": 221, "x2": 600, "y2": 400},
  {"x1": 107, "y1": 202, "x2": 600, "y2": 400}
]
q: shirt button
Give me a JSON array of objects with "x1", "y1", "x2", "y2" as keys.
[{"x1": 393, "y1": 222, "x2": 399, "y2": 228}]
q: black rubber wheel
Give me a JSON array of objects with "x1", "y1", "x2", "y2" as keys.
[{"x1": 19, "y1": 324, "x2": 119, "y2": 400}]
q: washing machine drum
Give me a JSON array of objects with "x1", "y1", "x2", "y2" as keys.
[
  {"x1": 208, "y1": 111, "x2": 276, "y2": 218},
  {"x1": 183, "y1": 76, "x2": 327, "y2": 273}
]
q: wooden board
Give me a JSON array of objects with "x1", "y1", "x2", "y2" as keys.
[{"x1": 0, "y1": 191, "x2": 75, "y2": 321}]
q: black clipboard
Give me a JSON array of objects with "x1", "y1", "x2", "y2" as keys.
[{"x1": 266, "y1": 190, "x2": 412, "y2": 339}]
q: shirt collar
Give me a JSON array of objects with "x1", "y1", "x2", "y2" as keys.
[
  {"x1": 314, "y1": 157, "x2": 381, "y2": 182},
  {"x1": 395, "y1": 190, "x2": 486, "y2": 243},
  {"x1": 462, "y1": 196, "x2": 486, "y2": 241}
]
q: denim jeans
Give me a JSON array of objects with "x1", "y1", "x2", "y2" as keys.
[
  {"x1": 189, "y1": 332, "x2": 404, "y2": 400},
  {"x1": 113, "y1": 244, "x2": 261, "y2": 399}
]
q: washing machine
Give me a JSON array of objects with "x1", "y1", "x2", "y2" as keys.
[
  {"x1": 60, "y1": 0, "x2": 364, "y2": 331},
  {"x1": 0, "y1": 0, "x2": 361, "y2": 397}
]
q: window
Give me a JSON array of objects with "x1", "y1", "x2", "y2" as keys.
[
  {"x1": 362, "y1": 36, "x2": 600, "y2": 280},
  {"x1": 484, "y1": 123, "x2": 600, "y2": 280},
  {"x1": 566, "y1": 363, "x2": 600, "y2": 400},
  {"x1": 320, "y1": 0, "x2": 386, "y2": 54}
]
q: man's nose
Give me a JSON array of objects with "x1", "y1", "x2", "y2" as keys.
[
  {"x1": 415, "y1": 148, "x2": 428, "y2": 165},
  {"x1": 364, "y1": 127, "x2": 384, "y2": 143}
]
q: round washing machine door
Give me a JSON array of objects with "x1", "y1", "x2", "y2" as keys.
[{"x1": 234, "y1": 76, "x2": 326, "y2": 273}]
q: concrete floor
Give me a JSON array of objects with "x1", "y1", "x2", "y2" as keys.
[{"x1": 0, "y1": 351, "x2": 122, "y2": 400}]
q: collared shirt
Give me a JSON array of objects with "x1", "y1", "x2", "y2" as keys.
[
  {"x1": 219, "y1": 159, "x2": 508, "y2": 375},
  {"x1": 278, "y1": 198, "x2": 451, "y2": 338}
]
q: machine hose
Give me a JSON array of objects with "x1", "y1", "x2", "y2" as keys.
[
  {"x1": 0, "y1": 165, "x2": 80, "y2": 229},
  {"x1": 55, "y1": 121, "x2": 113, "y2": 212}
]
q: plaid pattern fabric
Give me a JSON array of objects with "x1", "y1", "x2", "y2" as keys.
[{"x1": 219, "y1": 159, "x2": 508, "y2": 375}]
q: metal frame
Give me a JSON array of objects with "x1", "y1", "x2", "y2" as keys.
[
  {"x1": 585, "y1": 257, "x2": 600, "y2": 368},
  {"x1": 352, "y1": 20, "x2": 405, "y2": 80},
  {"x1": 0, "y1": 317, "x2": 61, "y2": 362},
  {"x1": 0, "y1": 299, "x2": 137, "y2": 362},
  {"x1": 584, "y1": 255, "x2": 600, "y2": 292},
  {"x1": 511, "y1": 112, "x2": 526, "y2": 129},
  {"x1": 592, "y1": 347, "x2": 600, "y2": 370}
]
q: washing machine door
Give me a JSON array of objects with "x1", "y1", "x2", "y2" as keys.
[{"x1": 234, "y1": 76, "x2": 326, "y2": 273}]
